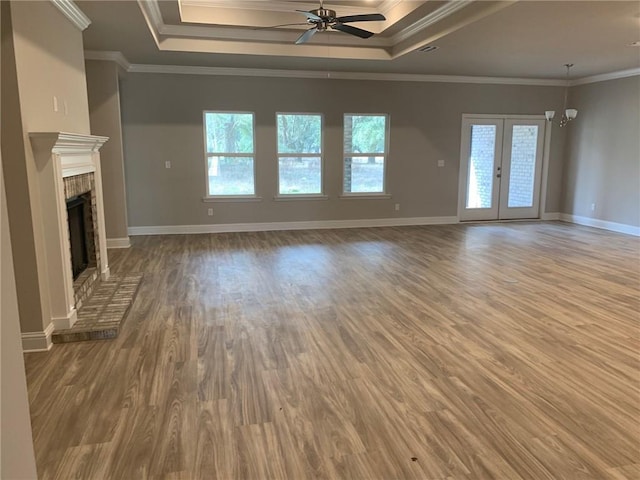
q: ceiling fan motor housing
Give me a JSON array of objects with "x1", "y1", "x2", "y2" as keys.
[{"x1": 311, "y1": 9, "x2": 337, "y2": 21}]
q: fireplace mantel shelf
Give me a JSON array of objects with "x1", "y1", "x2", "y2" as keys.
[
  {"x1": 30, "y1": 131, "x2": 109, "y2": 154},
  {"x1": 30, "y1": 132, "x2": 109, "y2": 178}
]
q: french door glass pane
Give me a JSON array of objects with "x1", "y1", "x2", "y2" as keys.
[
  {"x1": 278, "y1": 157, "x2": 322, "y2": 195},
  {"x1": 467, "y1": 125, "x2": 497, "y2": 209},
  {"x1": 208, "y1": 156, "x2": 255, "y2": 195},
  {"x1": 508, "y1": 125, "x2": 538, "y2": 208}
]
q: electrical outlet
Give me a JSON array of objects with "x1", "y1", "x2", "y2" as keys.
[
  {"x1": 590, "y1": 203, "x2": 596, "y2": 212},
  {"x1": 165, "y1": 161, "x2": 171, "y2": 169},
  {"x1": 63, "y1": 100, "x2": 68, "y2": 116},
  {"x1": 395, "y1": 203, "x2": 400, "y2": 211},
  {"x1": 437, "y1": 159, "x2": 445, "y2": 168},
  {"x1": 53, "y1": 96, "x2": 59, "y2": 112},
  {"x1": 207, "y1": 208, "x2": 213, "y2": 216}
]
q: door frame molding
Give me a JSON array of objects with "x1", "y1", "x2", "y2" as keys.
[{"x1": 457, "y1": 113, "x2": 550, "y2": 221}]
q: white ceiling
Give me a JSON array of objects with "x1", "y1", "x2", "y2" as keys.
[{"x1": 77, "y1": 0, "x2": 640, "y2": 79}]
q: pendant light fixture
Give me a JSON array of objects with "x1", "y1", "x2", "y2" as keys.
[{"x1": 559, "y1": 63, "x2": 577, "y2": 127}]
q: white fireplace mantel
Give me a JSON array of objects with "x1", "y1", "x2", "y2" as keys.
[
  {"x1": 29, "y1": 132, "x2": 109, "y2": 333},
  {"x1": 31, "y1": 132, "x2": 108, "y2": 178}
]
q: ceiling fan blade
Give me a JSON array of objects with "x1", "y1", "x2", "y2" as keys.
[
  {"x1": 331, "y1": 23, "x2": 374, "y2": 39},
  {"x1": 295, "y1": 27, "x2": 318, "y2": 45},
  {"x1": 254, "y1": 23, "x2": 310, "y2": 30},
  {"x1": 296, "y1": 9, "x2": 322, "y2": 21},
  {"x1": 336, "y1": 13, "x2": 386, "y2": 23}
]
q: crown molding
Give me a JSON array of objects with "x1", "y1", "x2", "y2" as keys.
[
  {"x1": 50, "y1": 0, "x2": 91, "y2": 31},
  {"x1": 158, "y1": 23, "x2": 392, "y2": 47},
  {"x1": 569, "y1": 67, "x2": 640, "y2": 86},
  {"x1": 126, "y1": 62, "x2": 565, "y2": 86},
  {"x1": 137, "y1": 0, "x2": 162, "y2": 45},
  {"x1": 85, "y1": 50, "x2": 639, "y2": 87},
  {"x1": 179, "y1": 0, "x2": 401, "y2": 16},
  {"x1": 84, "y1": 50, "x2": 131, "y2": 71},
  {"x1": 391, "y1": 0, "x2": 472, "y2": 44}
]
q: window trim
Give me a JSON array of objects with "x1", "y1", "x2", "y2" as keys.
[
  {"x1": 273, "y1": 194, "x2": 329, "y2": 201},
  {"x1": 202, "y1": 110, "x2": 258, "y2": 198},
  {"x1": 339, "y1": 193, "x2": 392, "y2": 200},
  {"x1": 342, "y1": 113, "x2": 390, "y2": 196},
  {"x1": 276, "y1": 112, "x2": 325, "y2": 197},
  {"x1": 202, "y1": 195, "x2": 263, "y2": 203}
]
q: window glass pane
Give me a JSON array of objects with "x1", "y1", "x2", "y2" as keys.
[
  {"x1": 278, "y1": 157, "x2": 322, "y2": 195},
  {"x1": 205, "y1": 113, "x2": 254, "y2": 154},
  {"x1": 466, "y1": 125, "x2": 497, "y2": 209},
  {"x1": 508, "y1": 125, "x2": 538, "y2": 208},
  {"x1": 343, "y1": 156, "x2": 384, "y2": 193},
  {"x1": 277, "y1": 114, "x2": 322, "y2": 154},
  {"x1": 344, "y1": 115, "x2": 386, "y2": 154},
  {"x1": 208, "y1": 156, "x2": 255, "y2": 195}
]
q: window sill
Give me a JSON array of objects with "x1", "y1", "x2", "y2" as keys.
[
  {"x1": 274, "y1": 194, "x2": 329, "y2": 201},
  {"x1": 202, "y1": 196, "x2": 263, "y2": 203},
  {"x1": 339, "y1": 193, "x2": 392, "y2": 200}
]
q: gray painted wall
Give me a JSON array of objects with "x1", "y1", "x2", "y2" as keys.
[
  {"x1": 0, "y1": 134, "x2": 38, "y2": 480},
  {"x1": 0, "y1": 1, "x2": 46, "y2": 335},
  {"x1": 120, "y1": 74, "x2": 567, "y2": 227},
  {"x1": 86, "y1": 60, "x2": 130, "y2": 240},
  {"x1": 562, "y1": 76, "x2": 640, "y2": 227},
  {"x1": 0, "y1": 2, "x2": 39, "y2": 474}
]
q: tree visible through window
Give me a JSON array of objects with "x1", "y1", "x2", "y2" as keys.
[
  {"x1": 204, "y1": 112, "x2": 255, "y2": 196},
  {"x1": 277, "y1": 113, "x2": 323, "y2": 195},
  {"x1": 343, "y1": 114, "x2": 388, "y2": 194}
]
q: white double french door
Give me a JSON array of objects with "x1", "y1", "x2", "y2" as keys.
[{"x1": 458, "y1": 115, "x2": 546, "y2": 221}]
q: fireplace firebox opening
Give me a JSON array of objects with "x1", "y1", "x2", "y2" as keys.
[{"x1": 66, "y1": 193, "x2": 95, "y2": 280}]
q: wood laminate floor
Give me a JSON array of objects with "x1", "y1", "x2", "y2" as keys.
[{"x1": 24, "y1": 222, "x2": 640, "y2": 480}]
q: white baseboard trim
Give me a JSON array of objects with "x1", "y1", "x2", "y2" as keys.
[
  {"x1": 101, "y1": 266, "x2": 111, "y2": 281},
  {"x1": 560, "y1": 214, "x2": 640, "y2": 236},
  {"x1": 22, "y1": 323, "x2": 54, "y2": 353},
  {"x1": 51, "y1": 308, "x2": 78, "y2": 331},
  {"x1": 541, "y1": 212, "x2": 561, "y2": 221},
  {"x1": 107, "y1": 237, "x2": 131, "y2": 248},
  {"x1": 128, "y1": 216, "x2": 460, "y2": 235}
]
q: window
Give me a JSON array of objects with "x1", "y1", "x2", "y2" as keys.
[
  {"x1": 203, "y1": 111, "x2": 255, "y2": 196},
  {"x1": 277, "y1": 113, "x2": 323, "y2": 196},
  {"x1": 343, "y1": 114, "x2": 389, "y2": 194}
]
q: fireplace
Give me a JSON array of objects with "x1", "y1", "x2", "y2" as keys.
[{"x1": 25, "y1": 132, "x2": 109, "y2": 345}]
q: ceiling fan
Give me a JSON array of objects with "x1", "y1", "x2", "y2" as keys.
[{"x1": 265, "y1": 1, "x2": 386, "y2": 45}]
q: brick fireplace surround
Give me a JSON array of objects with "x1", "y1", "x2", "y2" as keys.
[
  {"x1": 64, "y1": 172, "x2": 101, "y2": 310},
  {"x1": 24, "y1": 132, "x2": 109, "y2": 351}
]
